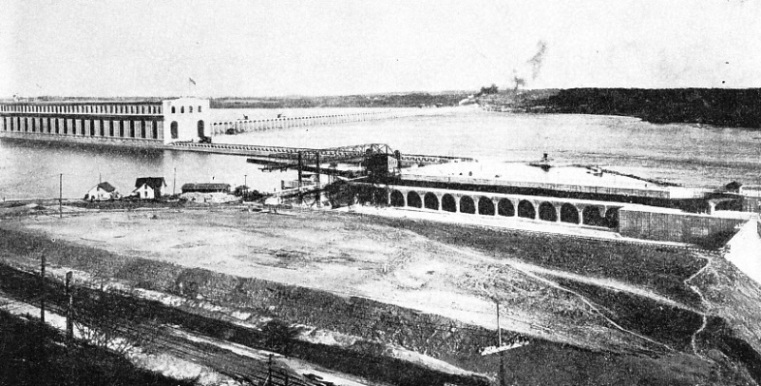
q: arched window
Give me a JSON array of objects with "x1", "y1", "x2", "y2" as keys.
[
  {"x1": 171, "y1": 106, "x2": 176, "y2": 114},
  {"x1": 170, "y1": 121, "x2": 178, "y2": 139},
  {"x1": 189, "y1": 106, "x2": 193, "y2": 113},
  {"x1": 198, "y1": 106, "x2": 202, "y2": 112},
  {"x1": 180, "y1": 106, "x2": 184, "y2": 114}
]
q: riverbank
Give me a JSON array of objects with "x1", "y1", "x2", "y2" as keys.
[
  {"x1": 2, "y1": 207, "x2": 760, "y2": 385},
  {"x1": 480, "y1": 88, "x2": 761, "y2": 129}
]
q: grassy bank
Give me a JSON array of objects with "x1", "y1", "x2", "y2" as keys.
[{"x1": 480, "y1": 88, "x2": 761, "y2": 129}]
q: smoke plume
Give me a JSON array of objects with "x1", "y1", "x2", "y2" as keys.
[{"x1": 528, "y1": 40, "x2": 547, "y2": 80}]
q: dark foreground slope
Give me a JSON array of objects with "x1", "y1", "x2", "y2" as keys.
[{"x1": 0, "y1": 310, "x2": 197, "y2": 386}]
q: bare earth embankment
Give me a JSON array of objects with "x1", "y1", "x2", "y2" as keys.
[{"x1": 1, "y1": 208, "x2": 760, "y2": 385}]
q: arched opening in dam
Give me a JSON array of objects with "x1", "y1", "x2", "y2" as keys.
[
  {"x1": 424, "y1": 193, "x2": 439, "y2": 210},
  {"x1": 582, "y1": 206, "x2": 606, "y2": 227},
  {"x1": 407, "y1": 191, "x2": 422, "y2": 208},
  {"x1": 498, "y1": 198, "x2": 515, "y2": 217},
  {"x1": 560, "y1": 203, "x2": 580, "y2": 224},
  {"x1": 478, "y1": 197, "x2": 495, "y2": 215},
  {"x1": 539, "y1": 202, "x2": 557, "y2": 222},
  {"x1": 442, "y1": 194, "x2": 457, "y2": 212},
  {"x1": 605, "y1": 208, "x2": 620, "y2": 228},
  {"x1": 390, "y1": 190, "x2": 404, "y2": 207},
  {"x1": 460, "y1": 196, "x2": 476, "y2": 214},
  {"x1": 518, "y1": 200, "x2": 535, "y2": 219}
]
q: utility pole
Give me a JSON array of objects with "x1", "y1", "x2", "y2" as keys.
[
  {"x1": 267, "y1": 354, "x2": 273, "y2": 385},
  {"x1": 59, "y1": 173, "x2": 62, "y2": 219},
  {"x1": 65, "y1": 271, "x2": 73, "y2": 339},
  {"x1": 496, "y1": 301, "x2": 502, "y2": 346},
  {"x1": 297, "y1": 151, "x2": 303, "y2": 205},
  {"x1": 173, "y1": 167, "x2": 177, "y2": 196},
  {"x1": 497, "y1": 300, "x2": 505, "y2": 386},
  {"x1": 244, "y1": 174, "x2": 247, "y2": 198},
  {"x1": 40, "y1": 254, "x2": 46, "y2": 323},
  {"x1": 315, "y1": 152, "x2": 321, "y2": 207}
]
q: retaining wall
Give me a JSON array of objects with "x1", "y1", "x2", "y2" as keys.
[{"x1": 618, "y1": 208, "x2": 747, "y2": 244}]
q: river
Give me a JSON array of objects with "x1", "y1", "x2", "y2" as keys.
[{"x1": 1, "y1": 108, "x2": 760, "y2": 201}]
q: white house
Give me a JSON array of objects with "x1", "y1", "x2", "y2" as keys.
[
  {"x1": 132, "y1": 177, "x2": 167, "y2": 199},
  {"x1": 84, "y1": 182, "x2": 119, "y2": 201}
]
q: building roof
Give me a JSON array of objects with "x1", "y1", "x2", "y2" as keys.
[
  {"x1": 135, "y1": 177, "x2": 166, "y2": 190},
  {"x1": 181, "y1": 183, "x2": 231, "y2": 193},
  {"x1": 97, "y1": 182, "x2": 116, "y2": 193}
]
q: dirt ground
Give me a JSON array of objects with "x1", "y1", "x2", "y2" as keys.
[{"x1": 14, "y1": 210, "x2": 688, "y2": 353}]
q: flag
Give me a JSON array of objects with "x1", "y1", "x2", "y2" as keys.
[{"x1": 189, "y1": 77, "x2": 197, "y2": 86}]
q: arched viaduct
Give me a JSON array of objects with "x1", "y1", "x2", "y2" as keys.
[{"x1": 363, "y1": 185, "x2": 622, "y2": 228}]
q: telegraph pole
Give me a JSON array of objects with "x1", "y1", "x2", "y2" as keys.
[
  {"x1": 65, "y1": 271, "x2": 73, "y2": 339},
  {"x1": 244, "y1": 174, "x2": 248, "y2": 198},
  {"x1": 173, "y1": 167, "x2": 177, "y2": 196},
  {"x1": 315, "y1": 152, "x2": 321, "y2": 207},
  {"x1": 59, "y1": 173, "x2": 63, "y2": 219},
  {"x1": 40, "y1": 254, "x2": 46, "y2": 323},
  {"x1": 497, "y1": 300, "x2": 505, "y2": 386}
]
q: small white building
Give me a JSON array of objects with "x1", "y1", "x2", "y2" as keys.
[
  {"x1": 84, "y1": 182, "x2": 119, "y2": 201},
  {"x1": 133, "y1": 177, "x2": 167, "y2": 199}
]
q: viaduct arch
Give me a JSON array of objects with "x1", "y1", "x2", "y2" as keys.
[{"x1": 375, "y1": 185, "x2": 622, "y2": 230}]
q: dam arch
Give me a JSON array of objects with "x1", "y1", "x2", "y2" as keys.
[
  {"x1": 518, "y1": 200, "x2": 535, "y2": 219},
  {"x1": 407, "y1": 191, "x2": 422, "y2": 208},
  {"x1": 442, "y1": 194, "x2": 457, "y2": 212},
  {"x1": 560, "y1": 203, "x2": 580, "y2": 224},
  {"x1": 460, "y1": 196, "x2": 476, "y2": 214},
  {"x1": 478, "y1": 197, "x2": 495, "y2": 215},
  {"x1": 424, "y1": 192, "x2": 439, "y2": 210},
  {"x1": 390, "y1": 190, "x2": 405, "y2": 207},
  {"x1": 538, "y1": 202, "x2": 557, "y2": 222}
]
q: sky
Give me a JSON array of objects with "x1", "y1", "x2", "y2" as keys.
[{"x1": 1, "y1": 0, "x2": 761, "y2": 97}]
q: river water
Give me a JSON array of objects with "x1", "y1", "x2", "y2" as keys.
[{"x1": 1, "y1": 108, "x2": 760, "y2": 201}]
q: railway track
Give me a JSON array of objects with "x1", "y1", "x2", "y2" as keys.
[{"x1": 0, "y1": 287, "x2": 350, "y2": 386}]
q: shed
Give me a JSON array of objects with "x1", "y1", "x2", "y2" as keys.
[
  {"x1": 181, "y1": 183, "x2": 231, "y2": 193},
  {"x1": 133, "y1": 177, "x2": 167, "y2": 199}
]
